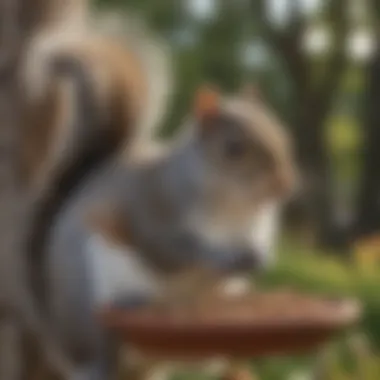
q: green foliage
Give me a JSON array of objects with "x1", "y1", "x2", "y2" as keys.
[
  {"x1": 260, "y1": 237, "x2": 380, "y2": 350},
  {"x1": 326, "y1": 114, "x2": 362, "y2": 185},
  {"x1": 93, "y1": 0, "x2": 183, "y2": 35},
  {"x1": 327, "y1": 115, "x2": 361, "y2": 153}
]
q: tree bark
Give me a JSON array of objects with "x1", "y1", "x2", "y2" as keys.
[
  {"x1": 0, "y1": 0, "x2": 48, "y2": 378},
  {"x1": 293, "y1": 104, "x2": 335, "y2": 246},
  {"x1": 351, "y1": 46, "x2": 380, "y2": 241}
]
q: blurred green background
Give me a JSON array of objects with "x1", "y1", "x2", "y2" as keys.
[{"x1": 93, "y1": 0, "x2": 380, "y2": 378}]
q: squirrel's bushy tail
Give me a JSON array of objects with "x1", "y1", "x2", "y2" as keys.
[
  {"x1": 27, "y1": 54, "x2": 124, "y2": 309},
  {"x1": 21, "y1": 11, "x2": 174, "y2": 375},
  {"x1": 91, "y1": 9, "x2": 175, "y2": 145}
]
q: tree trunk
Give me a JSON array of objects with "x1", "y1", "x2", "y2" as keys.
[
  {"x1": 0, "y1": 0, "x2": 48, "y2": 378},
  {"x1": 351, "y1": 46, "x2": 380, "y2": 241},
  {"x1": 286, "y1": 91, "x2": 337, "y2": 248}
]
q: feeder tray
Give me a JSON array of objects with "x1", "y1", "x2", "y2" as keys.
[{"x1": 100, "y1": 290, "x2": 361, "y2": 359}]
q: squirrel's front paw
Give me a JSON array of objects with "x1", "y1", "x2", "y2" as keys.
[
  {"x1": 112, "y1": 294, "x2": 153, "y2": 310},
  {"x1": 209, "y1": 246, "x2": 266, "y2": 275}
]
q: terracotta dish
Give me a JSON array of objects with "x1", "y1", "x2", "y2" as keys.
[{"x1": 100, "y1": 291, "x2": 361, "y2": 359}]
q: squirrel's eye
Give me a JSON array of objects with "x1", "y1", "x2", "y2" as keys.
[{"x1": 224, "y1": 140, "x2": 246, "y2": 159}]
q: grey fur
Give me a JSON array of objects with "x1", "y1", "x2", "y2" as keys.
[{"x1": 44, "y1": 132, "x2": 268, "y2": 377}]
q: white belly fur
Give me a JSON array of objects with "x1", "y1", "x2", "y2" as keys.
[
  {"x1": 86, "y1": 234, "x2": 162, "y2": 306},
  {"x1": 248, "y1": 202, "x2": 281, "y2": 267}
]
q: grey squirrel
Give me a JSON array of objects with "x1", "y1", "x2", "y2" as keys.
[
  {"x1": 16, "y1": 4, "x2": 174, "y2": 379},
  {"x1": 37, "y1": 85, "x2": 298, "y2": 379},
  {"x1": 16, "y1": 4, "x2": 298, "y2": 379}
]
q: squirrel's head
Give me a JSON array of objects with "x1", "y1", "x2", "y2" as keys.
[{"x1": 192, "y1": 84, "x2": 299, "y2": 207}]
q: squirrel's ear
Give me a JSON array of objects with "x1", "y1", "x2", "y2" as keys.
[
  {"x1": 240, "y1": 83, "x2": 262, "y2": 102},
  {"x1": 194, "y1": 85, "x2": 221, "y2": 121}
]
